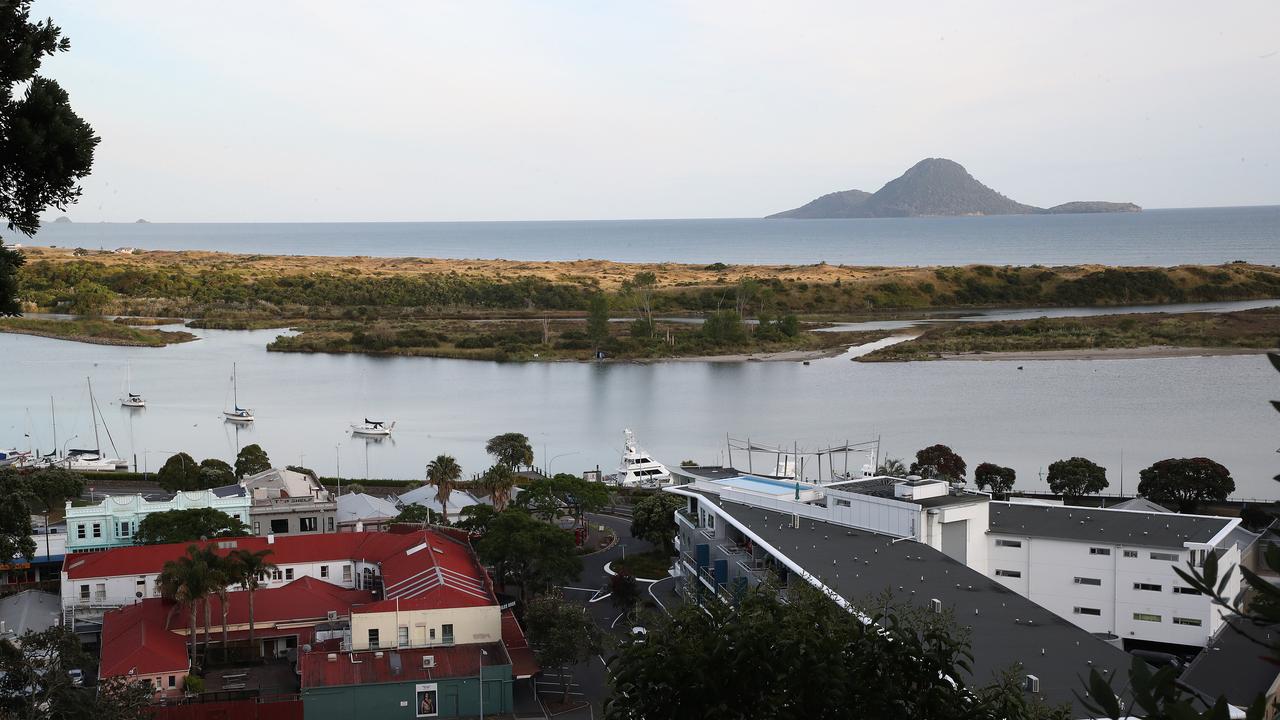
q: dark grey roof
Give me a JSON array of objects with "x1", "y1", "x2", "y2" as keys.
[
  {"x1": 1181, "y1": 617, "x2": 1280, "y2": 707},
  {"x1": 713, "y1": 497, "x2": 1134, "y2": 713},
  {"x1": 210, "y1": 484, "x2": 247, "y2": 498},
  {"x1": 989, "y1": 501, "x2": 1233, "y2": 549},
  {"x1": 824, "y1": 476, "x2": 989, "y2": 509}
]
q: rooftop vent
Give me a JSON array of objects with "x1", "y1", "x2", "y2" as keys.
[
  {"x1": 327, "y1": 610, "x2": 339, "y2": 621},
  {"x1": 327, "y1": 653, "x2": 337, "y2": 662}
]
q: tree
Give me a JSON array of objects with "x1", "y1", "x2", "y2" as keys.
[
  {"x1": 426, "y1": 454, "x2": 463, "y2": 511},
  {"x1": 606, "y1": 583, "x2": 1060, "y2": 720},
  {"x1": 157, "y1": 545, "x2": 217, "y2": 670},
  {"x1": 517, "y1": 473, "x2": 609, "y2": 523},
  {"x1": 476, "y1": 464, "x2": 516, "y2": 511},
  {"x1": 155, "y1": 452, "x2": 200, "y2": 492},
  {"x1": 134, "y1": 508, "x2": 249, "y2": 545},
  {"x1": 455, "y1": 503, "x2": 498, "y2": 535},
  {"x1": 701, "y1": 309, "x2": 748, "y2": 345},
  {"x1": 227, "y1": 548, "x2": 277, "y2": 656},
  {"x1": 525, "y1": 592, "x2": 603, "y2": 704},
  {"x1": 20, "y1": 466, "x2": 83, "y2": 550},
  {"x1": 0, "y1": 626, "x2": 95, "y2": 719},
  {"x1": 610, "y1": 571, "x2": 640, "y2": 619},
  {"x1": 623, "y1": 271, "x2": 658, "y2": 334},
  {"x1": 485, "y1": 432, "x2": 534, "y2": 470},
  {"x1": 1046, "y1": 457, "x2": 1108, "y2": 499},
  {"x1": 475, "y1": 509, "x2": 581, "y2": 604},
  {"x1": 587, "y1": 293, "x2": 610, "y2": 351},
  {"x1": 68, "y1": 279, "x2": 112, "y2": 315},
  {"x1": 394, "y1": 503, "x2": 445, "y2": 526},
  {"x1": 234, "y1": 444, "x2": 271, "y2": 478},
  {"x1": 876, "y1": 457, "x2": 908, "y2": 477},
  {"x1": 0, "y1": 1, "x2": 99, "y2": 316},
  {"x1": 199, "y1": 458, "x2": 235, "y2": 487},
  {"x1": 974, "y1": 463, "x2": 1016, "y2": 499},
  {"x1": 910, "y1": 444, "x2": 967, "y2": 480},
  {"x1": 0, "y1": 468, "x2": 35, "y2": 562},
  {"x1": 630, "y1": 492, "x2": 683, "y2": 556},
  {"x1": 94, "y1": 674, "x2": 156, "y2": 720},
  {"x1": 1136, "y1": 458, "x2": 1235, "y2": 513}
]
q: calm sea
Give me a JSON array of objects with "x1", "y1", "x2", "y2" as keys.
[{"x1": 24, "y1": 205, "x2": 1280, "y2": 266}]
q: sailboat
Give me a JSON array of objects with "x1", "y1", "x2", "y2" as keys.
[
  {"x1": 351, "y1": 419, "x2": 394, "y2": 437},
  {"x1": 223, "y1": 363, "x2": 255, "y2": 423},
  {"x1": 119, "y1": 364, "x2": 146, "y2": 408},
  {"x1": 63, "y1": 378, "x2": 129, "y2": 472}
]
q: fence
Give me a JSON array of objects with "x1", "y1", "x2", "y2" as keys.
[{"x1": 149, "y1": 694, "x2": 302, "y2": 720}]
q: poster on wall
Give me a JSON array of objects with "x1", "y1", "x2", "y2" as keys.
[{"x1": 415, "y1": 683, "x2": 438, "y2": 717}]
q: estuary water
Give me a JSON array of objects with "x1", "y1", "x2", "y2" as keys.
[
  {"x1": 4, "y1": 324, "x2": 1277, "y2": 500},
  {"x1": 24, "y1": 205, "x2": 1280, "y2": 266}
]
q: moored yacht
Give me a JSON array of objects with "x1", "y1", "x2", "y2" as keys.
[
  {"x1": 121, "y1": 393, "x2": 146, "y2": 408},
  {"x1": 351, "y1": 419, "x2": 394, "y2": 437},
  {"x1": 223, "y1": 363, "x2": 254, "y2": 423},
  {"x1": 608, "y1": 429, "x2": 672, "y2": 488}
]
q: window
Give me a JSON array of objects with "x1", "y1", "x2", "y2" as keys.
[
  {"x1": 92, "y1": 523, "x2": 102, "y2": 539},
  {"x1": 1150, "y1": 552, "x2": 1179, "y2": 562},
  {"x1": 1074, "y1": 577, "x2": 1102, "y2": 586},
  {"x1": 79, "y1": 584, "x2": 89, "y2": 601},
  {"x1": 398, "y1": 626, "x2": 409, "y2": 647},
  {"x1": 1173, "y1": 586, "x2": 1202, "y2": 596},
  {"x1": 995, "y1": 569, "x2": 1021, "y2": 578},
  {"x1": 327, "y1": 516, "x2": 335, "y2": 532},
  {"x1": 367, "y1": 629, "x2": 380, "y2": 649},
  {"x1": 834, "y1": 499, "x2": 851, "y2": 508},
  {"x1": 76, "y1": 524, "x2": 86, "y2": 540},
  {"x1": 284, "y1": 568, "x2": 294, "y2": 580},
  {"x1": 995, "y1": 539, "x2": 1022, "y2": 548},
  {"x1": 1123, "y1": 550, "x2": 1138, "y2": 558},
  {"x1": 342, "y1": 565, "x2": 353, "y2": 582},
  {"x1": 271, "y1": 569, "x2": 283, "y2": 581},
  {"x1": 442, "y1": 624, "x2": 454, "y2": 644},
  {"x1": 1133, "y1": 582, "x2": 1162, "y2": 592},
  {"x1": 253, "y1": 522, "x2": 260, "y2": 535},
  {"x1": 168, "y1": 675, "x2": 175, "y2": 688},
  {"x1": 1089, "y1": 547, "x2": 1110, "y2": 556},
  {"x1": 1173, "y1": 617, "x2": 1202, "y2": 627},
  {"x1": 320, "y1": 565, "x2": 329, "y2": 578},
  {"x1": 300, "y1": 516, "x2": 317, "y2": 532},
  {"x1": 119, "y1": 521, "x2": 131, "y2": 537},
  {"x1": 429, "y1": 628, "x2": 436, "y2": 642},
  {"x1": 1192, "y1": 549, "x2": 1208, "y2": 567},
  {"x1": 1074, "y1": 607, "x2": 1102, "y2": 616},
  {"x1": 1133, "y1": 613, "x2": 1162, "y2": 623},
  {"x1": 270, "y1": 519, "x2": 289, "y2": 534}
]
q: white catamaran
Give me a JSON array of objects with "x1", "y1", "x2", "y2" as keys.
[
  {"x1": 223, "y1": 363, "x2": 255, "y2": 423},
  {"x1": 607, "y1": 429, "x2": 672, "y2": 488}
]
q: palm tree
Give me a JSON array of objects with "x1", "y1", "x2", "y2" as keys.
[
  {"x1": 227, "y1": 548, "x2": 277, "y2": 657},
  {"x1": 478, "y1": 464, "x2": 516, "y2": 511},
  {"x1": 157, "y1": 545, "x2": 215, "y2": 671},
  {"x1": 876, "y1": 457, "x2": 908, "y2": 477},
  {"x1": 201, "y1": 547, "x2": 238, "y2": 662},
  {"x1": 427, "y1": 454, "x2": 463, "y2": 517}
]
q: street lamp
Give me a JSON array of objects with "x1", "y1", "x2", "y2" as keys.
[
  {"x1": 478, "y1": 647, "x2": 489, "y2": 720},
  {"x1": 547, "y1": 451, "x2": 579, "y2": 478},
  {"x1": 61, "y1": 435, "x2": 78, "y2": 459}
]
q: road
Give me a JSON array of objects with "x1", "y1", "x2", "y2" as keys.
[{"x1": 547, "y1": 512, "x2": 679, "y2": 719}]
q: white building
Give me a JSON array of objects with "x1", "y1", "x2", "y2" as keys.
[
  {"x1": 986, "y1": 501, "x2": 1243, "y2": 648},
  {"x1": 64, "y1": 487, "x2": 250, "y2": 552}
]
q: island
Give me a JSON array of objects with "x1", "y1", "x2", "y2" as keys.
[{"x1": 768, "y1": 158, "x2": 1141, "y2": 218}]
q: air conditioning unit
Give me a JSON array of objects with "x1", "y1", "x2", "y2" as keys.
[
  {"x1": 422, "y1": 655, "x2": 436, "y2": 669},
  {"x1": 1024, "y1": 675, "x2": 1040, "y2": 693},
  {"x1": 327, "y1": 610, "x2": 339, "y2": 621},
  {"x1": 374, "y1": 651, "x2": 384, "y2": 659},
  {"x1": 928, "y1": 598, "x2": 942, "y2": 614}
]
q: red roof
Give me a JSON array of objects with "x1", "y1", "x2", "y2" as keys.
[
  {"x1": 62, "y1": 530, "x2": 486, "y2": 584},
  {"x1": 500, "y1": 610, "x2": 540, "y2": 679},
  {"x1": 300, "y1": 644, "x2": 505, "y2": 688},
  {"x1": 99, "y1": 600, "x2": 190, "y2": 678},
  {"x1": 206, "y1": 576, "x2": 373, "y2": 626}
]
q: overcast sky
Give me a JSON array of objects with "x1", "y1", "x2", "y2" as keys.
[{"x1": 36, "y1": 1, "x2": 1280, "y2": 222}]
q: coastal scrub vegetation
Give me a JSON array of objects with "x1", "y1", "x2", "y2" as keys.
[
  {"x1": 862, "y1": 307, "x2": 1280, "y2": 361},
  {"x1": 0, "y1": 315, "x2": 196, "y2": 346}
]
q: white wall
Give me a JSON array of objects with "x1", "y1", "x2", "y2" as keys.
[{"x1": 987, "y1": 533, "x2": 1238, "y2": 647}]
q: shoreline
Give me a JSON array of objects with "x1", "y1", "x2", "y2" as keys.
[
  {"x1": 931, "y1": 346, "x2": 1271, "y2": 362},
  {"x1": 0, "y1": 323, "x2": 197, "y2": 347}
]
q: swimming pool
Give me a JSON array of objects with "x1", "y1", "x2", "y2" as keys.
[{"x1": 716, "y1": 475, "x2": 801, "y2": 496}]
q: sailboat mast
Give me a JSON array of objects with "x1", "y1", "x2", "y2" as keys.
[
  {"x1": 232, "y1": 362, "x2": 238, "y2": 409},
  {"x1": 88, "y1": 377, "x2": 102, "y2": 454},
  {"x1": 50, "y1": 396, "x2": 57, "y2": 458}
]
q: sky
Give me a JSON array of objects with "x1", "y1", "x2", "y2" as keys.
[{"x1": 33, "y1": 1, "x2": 1280, "y2": 222}]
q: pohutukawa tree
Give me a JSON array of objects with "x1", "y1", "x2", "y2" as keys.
[
  {"x1": 973, "y1": 462, "x2": 1016, "y2": 499},
  {"x1": 910, "y1": 444, "x2": 966, "y2": 481},
  {"x1": 1137, "y1": 457, "x2": 1235, "y2": 513},
  {"x1": 0, "y1": 1, "x2": 99, "y2": 315},
  {"x1": 1046, "y1": 457, "x2": 1108, "y2": 499}
]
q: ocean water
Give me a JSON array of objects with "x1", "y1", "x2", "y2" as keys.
[{"x1": 23, "y1": 205, "x2": 1280, "y2": 266}]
